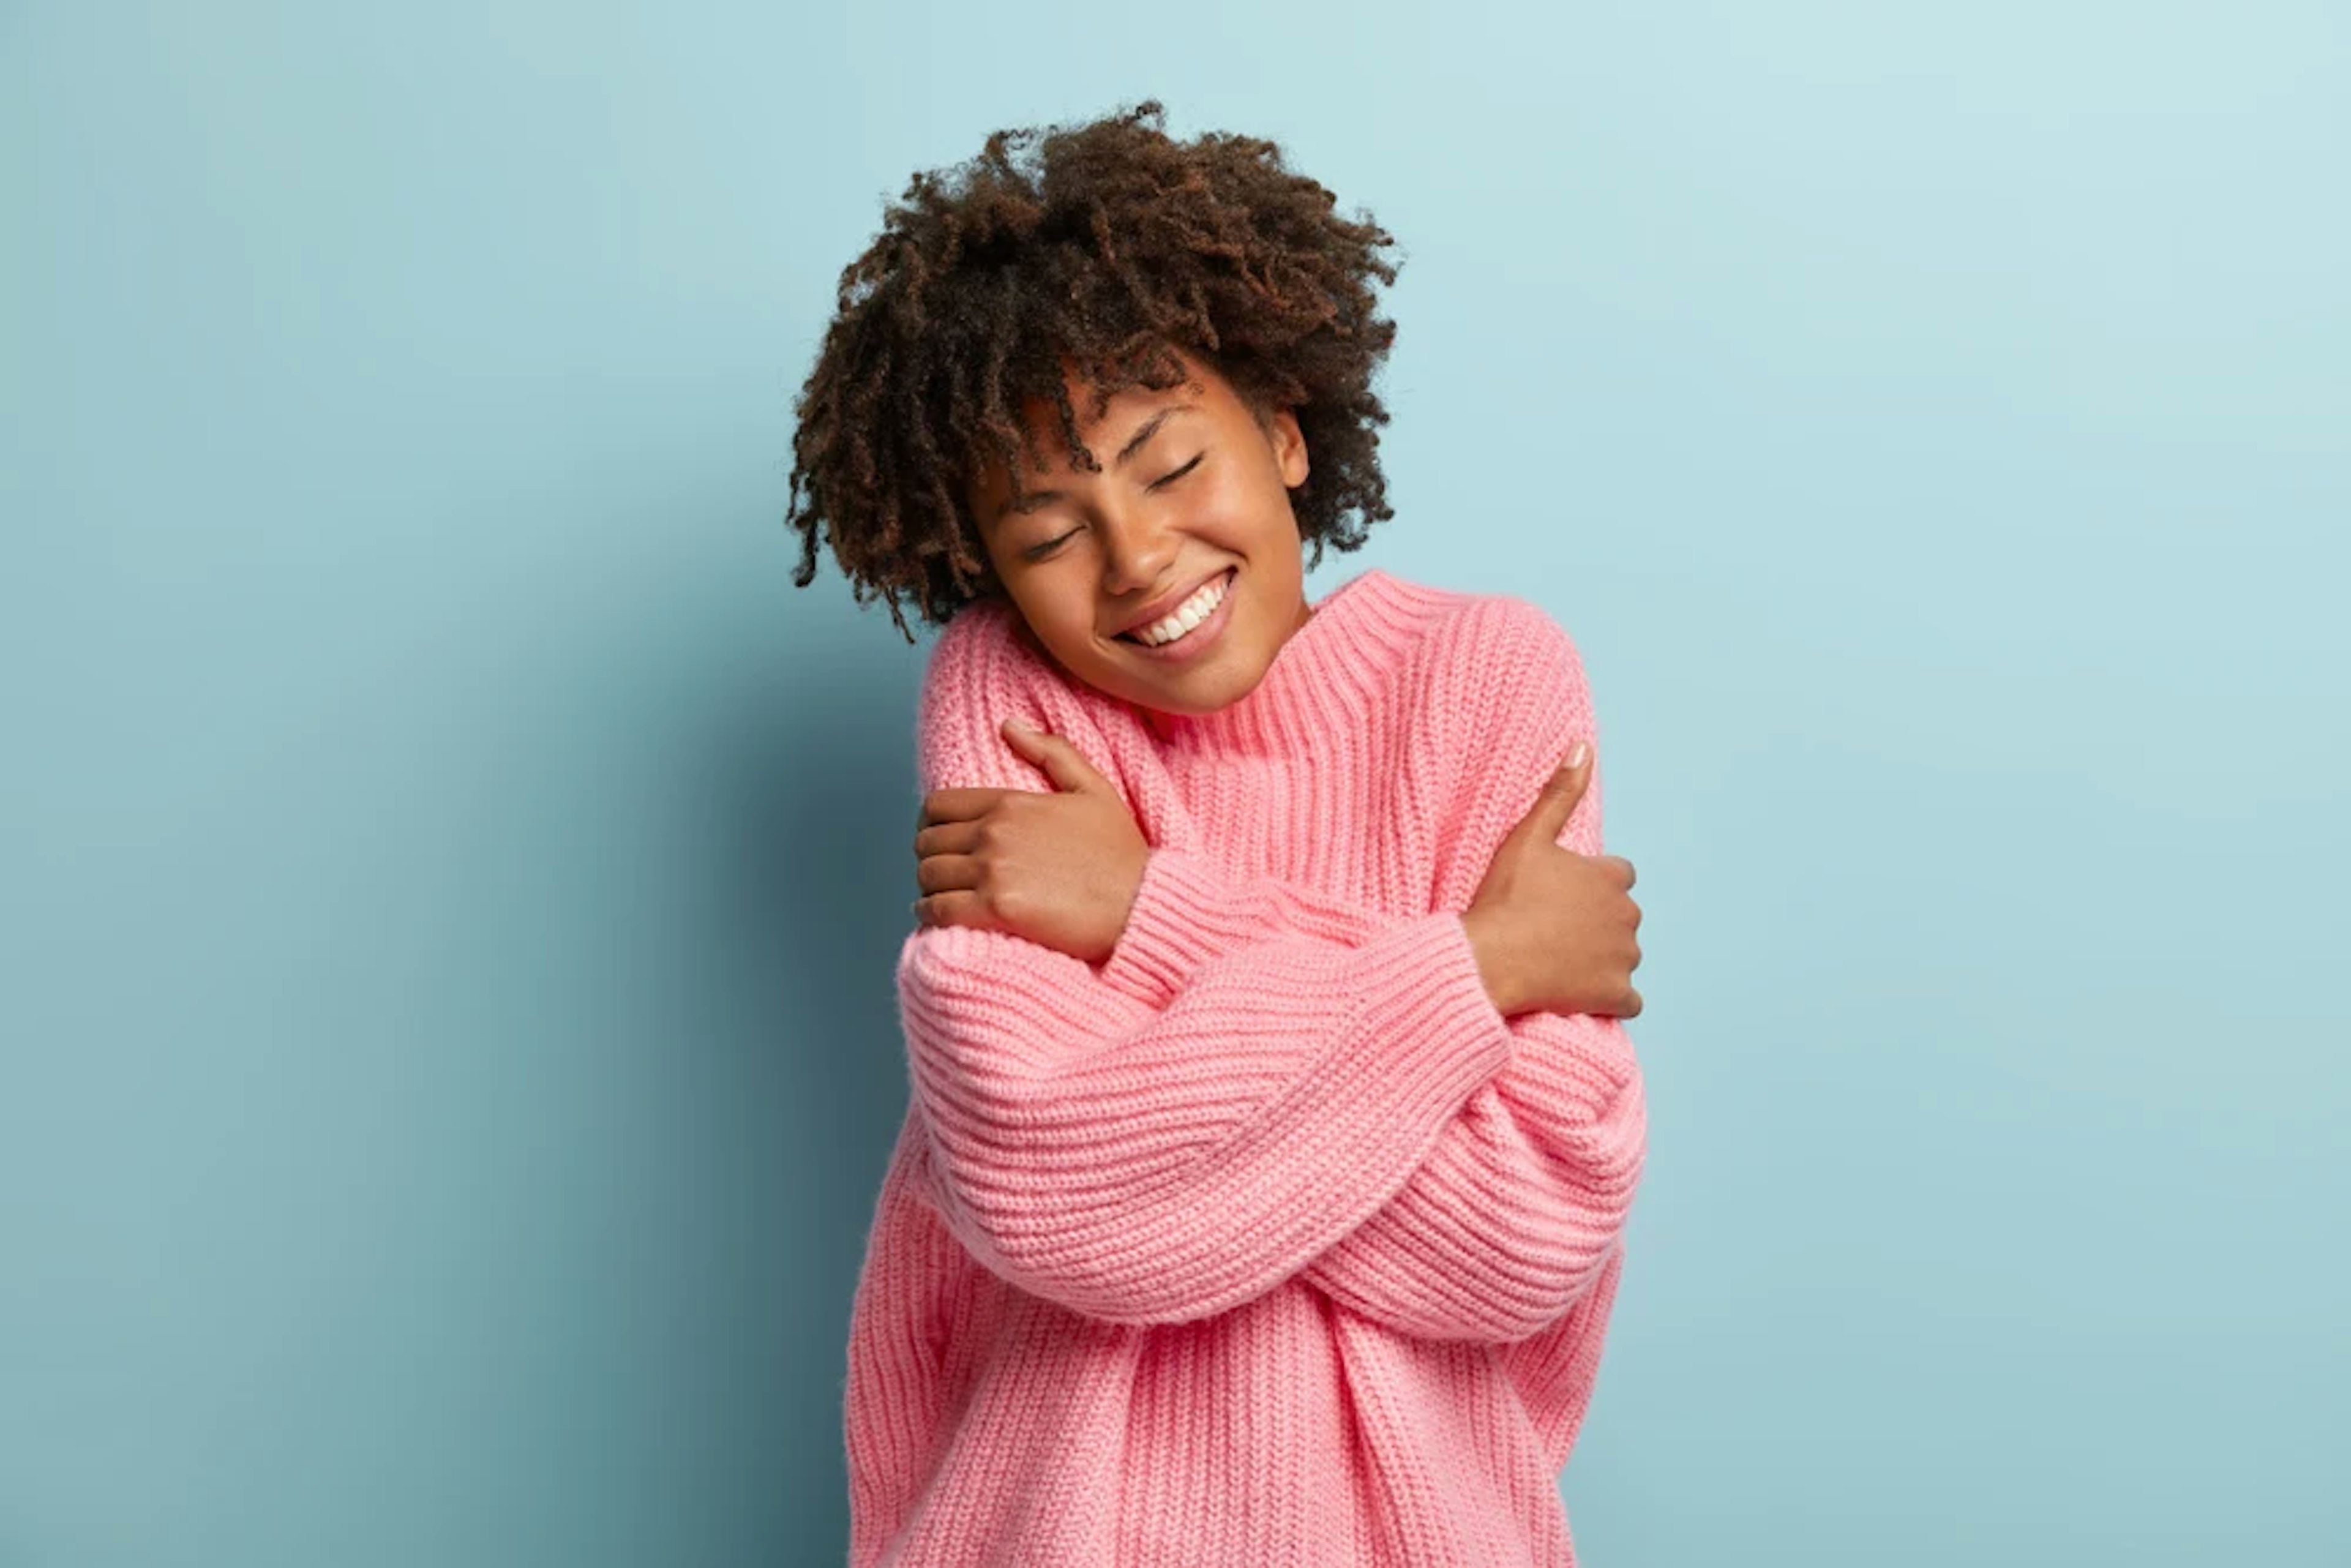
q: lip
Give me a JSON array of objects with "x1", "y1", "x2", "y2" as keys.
[
  {"x1": 1114, "y1": 567, "x2": 1234, "y2": 639},
  {"x1": 1116, "y1": 567, "x2": 1237, "y2": 662}
]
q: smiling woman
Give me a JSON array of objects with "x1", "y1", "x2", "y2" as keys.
[
  {"x1": 781, "y1": 97, "x2": 1403, "y2": 640},
  {"x1": 792, "y1": 96, "x2": 1651, "y2": 1568},
  {"x1": 964, "y1": 346, "x2": 1319, "y2": 719}
]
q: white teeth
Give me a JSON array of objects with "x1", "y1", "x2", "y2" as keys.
[{"x1": 1131, "y1": 571, "x2": 1229, "y2": 646}]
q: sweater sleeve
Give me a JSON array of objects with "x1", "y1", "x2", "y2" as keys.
[
  {"x1": 1094, "y1": 599, "x2": 1646, "y2": 1343},
  {"x1": 896, "y1": 607, "x2": 1517, "y2": 1325}
]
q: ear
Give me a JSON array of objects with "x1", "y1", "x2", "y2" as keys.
[{"x1": 1267, "y1": 405, "x2": 1310, "y2": 489}]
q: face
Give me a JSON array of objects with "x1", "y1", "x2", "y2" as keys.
[{"x1": 964, "y1": 348, "x2": 1314, "y2": 718}]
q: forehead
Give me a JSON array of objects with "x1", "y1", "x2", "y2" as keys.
[
  {"x1": 967, "y1": 351, "x2": 1229, "y2": 504},
  {"x1": 1035, "y1": 351, "x2": 1219, "y2": 445}
]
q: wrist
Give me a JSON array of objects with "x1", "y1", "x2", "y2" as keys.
[
  {"x1": 1093, "y1": 847, "x2": 1237, "y2": 1009},
  {"x1": 1459, "y1": 908, "x2": 1524, "y2": 1018}
]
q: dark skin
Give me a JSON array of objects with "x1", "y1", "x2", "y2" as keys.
[{"x1": 910, "y1": 351, "x2": 1643, "y2": 1020}]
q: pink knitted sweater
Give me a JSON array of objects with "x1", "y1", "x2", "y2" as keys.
[{"x1": 844, "y1": 566, "x2": 1648, "y2": 1567}]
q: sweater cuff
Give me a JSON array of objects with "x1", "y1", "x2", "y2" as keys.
[
  {"x1": 1338, "y1": 909, "x2": 1519, "y2": 1121},
  {"x1": 1094, "y1": 847, "x2": 1265, "y2": 1008}
]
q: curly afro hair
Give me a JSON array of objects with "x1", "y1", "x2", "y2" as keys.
[{"x1": 783, "y1": 99, "x2": 1404, "y2": 643}]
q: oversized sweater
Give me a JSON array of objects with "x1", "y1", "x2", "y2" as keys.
[{"x1": 844, "y1": 566, "x2": 1649, "y2": 1567}]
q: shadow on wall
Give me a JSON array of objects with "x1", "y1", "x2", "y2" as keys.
[{"x1": 701, "y1": 629, "x2": 928, "y2": 1561}]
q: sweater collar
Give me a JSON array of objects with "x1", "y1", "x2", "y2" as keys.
[{"x1": 1134, "y1": 566, "x2": 1422, "y2": 754}]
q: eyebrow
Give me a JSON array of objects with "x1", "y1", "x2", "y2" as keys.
[{"x1": 1000, "y1": 404, "x2": 1196, "y2": 519}]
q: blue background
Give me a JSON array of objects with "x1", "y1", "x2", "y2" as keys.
[{"x1": 4, "y1": 2, "x2": 2345, "y2": 1563}]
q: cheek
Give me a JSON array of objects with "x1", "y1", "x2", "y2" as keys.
[
  {"x1": 1195, "y1": 468, "x2": 1272, "y2": 536},
  {"x1": 1019, "y1": 577, "x2": 1106, "y2": 652}
]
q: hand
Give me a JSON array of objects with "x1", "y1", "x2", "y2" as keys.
[
  {"x1": 1460, "y1": 744, "x2": 1644, "y2": 1019},
  {"x1": 912, "y1": 718, "x2": 1151, "y2": 965}
]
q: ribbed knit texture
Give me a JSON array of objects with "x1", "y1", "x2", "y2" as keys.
[{"x1": 844, "y1": 567, "x2": 1648, "y2": 1567}]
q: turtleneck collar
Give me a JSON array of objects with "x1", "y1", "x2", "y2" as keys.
[{"x1": 1133, "y1": 566, "x2": 1428, "y2": 756}]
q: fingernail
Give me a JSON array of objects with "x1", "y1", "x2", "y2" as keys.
[
  {"x1": 1005, "y1": 716, "x2": 1035, "y2": 735},
  {"x1": 1567, "y1": 740, "x2": 1589, "y2": 770}
]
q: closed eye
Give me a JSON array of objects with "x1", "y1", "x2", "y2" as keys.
[
  {"x1": 1150, "y1": 453, "x2": 1205, "y2": 489},
  {"x1": 1018, "y1": 454, "x2": 1207, "y2": 561}
]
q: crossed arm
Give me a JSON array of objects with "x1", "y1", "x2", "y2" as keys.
[
  {"x1": 895, "y1": 599, "x2": 1646, "y2": 1343},
  {"x1": 1092, "y1": 844, "x2": 1644, "y2": 1343}
]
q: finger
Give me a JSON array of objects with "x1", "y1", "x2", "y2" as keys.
[
  {"x1": 1621, "y1": 986, "x2": 1643, "y2": 1019},
  {"x1": 921, "y1": 787, "x2": 1018, "y2": 824},
  {"x1": 913, "y1": 818, "x2": 983, "y2": 859},
  {"x1": 1523, "y1": 743, "x2": 1592, "y2": 842},
  {"x1": 912, "y1": 888, "x2": 993, "y2": 932},
  {"x1": 913, "y1": 850, "x2": 983, "y2": 898},
  {"x1": 1002, "y1": 718, "x2": 1108, "y2": 795},
  {"x1": 1599, "y1": 854, "x2": 1636, "y2": 889}
]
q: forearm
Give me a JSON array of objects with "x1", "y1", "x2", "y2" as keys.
[
  {"x1": 1100, "y1": 847, "x2": 1528, "y2": 1013},
  {"x1": 897, "y1": 907, "x2": 1517, "y2": 1326},
  {"x1": 1095, "y1": 846, "x2": 1643, "y2": 1342},
  {"x1": 1300, "y1": 1012, "x2": 1645, "y2": 1342}
]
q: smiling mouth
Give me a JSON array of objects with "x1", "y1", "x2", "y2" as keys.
[{"x1": 1116, "y1": 568, "x2": 1235, "y2": 647}]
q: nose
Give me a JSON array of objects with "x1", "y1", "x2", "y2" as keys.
[{"x1": 1098, "y1": 505, "x2": 1177, "y2": 598}]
